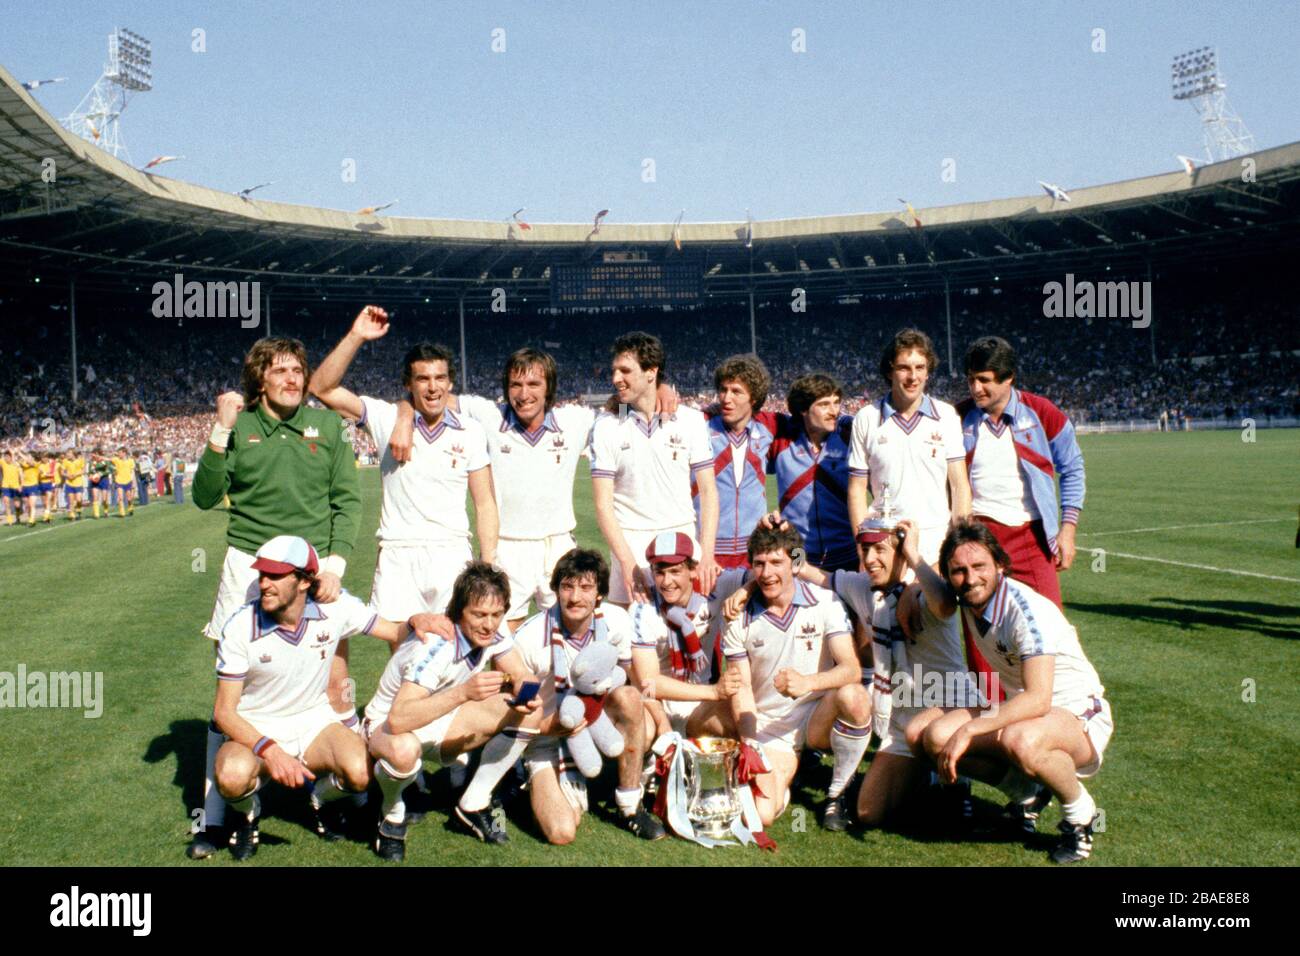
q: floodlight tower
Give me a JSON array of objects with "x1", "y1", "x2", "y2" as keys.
[
  {"x1": 1170, "y1": 46, "x2": 1254, "y2": 162},
  {"x1": 63, "y1": 27, "x2": 153, "y2": 162}
]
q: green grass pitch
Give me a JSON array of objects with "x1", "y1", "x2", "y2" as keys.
[{"x1": 1, "y1": 429, "x2": 1296, "y2": 866}]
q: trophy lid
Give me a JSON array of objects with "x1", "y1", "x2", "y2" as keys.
[{"x1": 856, "y1": 486, "x2": 901, "y2": 544}]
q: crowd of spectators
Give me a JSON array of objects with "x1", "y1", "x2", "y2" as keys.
[{"x1": 2, "y1": 281, "x2": 1296, "y2": 458}]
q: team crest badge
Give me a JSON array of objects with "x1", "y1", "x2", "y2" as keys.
[
  {"x1": 259, "y1": 654, "x2": 271, "y2": 663},
  {"x1": 500, "y1": 444, "x2": 512, "y2": 454},
  {"x1": 304, "y1": 426, "x2": 320, "y2": 438},
  {"x1": 247, "y1": 435, "x2": 260, "y2": 444}
]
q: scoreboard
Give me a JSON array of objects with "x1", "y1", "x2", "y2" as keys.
[{"x1": 550, "y1": 255, "x2": 702, "y2": 307}]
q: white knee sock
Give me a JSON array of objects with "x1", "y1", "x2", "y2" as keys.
[
  {"x1": 614, "y1": 785, "x2": 644, "y2": 818},
  {"x1": 310, "y1": 772, "x2": 351, "y2": 809},
  {"x1": 226, "y1": 783, "x2": 261, "y2": 821},
  {"x1": 375, "y1": 759, "x2": 419, "y2": 825},
  {"x1": 459, "y1": 728, "x2": 537, "y2": 812},
  {"x1": 996, "y1": 767, "x2": 1040, "y2": 803},
  {"x1": 1060, "y1": 784, "x2": 1096, "y2": 826},
  {"x1": 828, "y1": 719, "x2": 872, "y2": 798},
  {"x1": 202, "y1": 720, "x2": 227, "y2": 829}
]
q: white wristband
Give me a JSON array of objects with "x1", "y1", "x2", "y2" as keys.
[
  {"x1": 321, "y1": 554, "x2": 347, "y2": 578},
  {"x1": 208, "y1": 423, "x2": 233, "y2": 450}
]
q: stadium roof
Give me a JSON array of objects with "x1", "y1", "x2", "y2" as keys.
[{"x1": 3, "y1": 62, "x2": 1299, "y2": 304}]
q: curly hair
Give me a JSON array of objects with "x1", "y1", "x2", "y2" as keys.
[
  {"x1": 713, "y1": 353, "x2": 771, "y2": 413},
  {"x1": 550, "y1": 548, "x2": 611, "y2": 599}
]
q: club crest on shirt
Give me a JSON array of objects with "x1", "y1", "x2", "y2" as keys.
[
  {"x1": 259, "y1": 653, "x2": 272, "y2": 663},
  {"x1": 247, "y1": 435, "x2": 261, "y2": 444},
  {"x1": 304, "y1": 426, "x2": 320, "y2": 439},
  {"x1": 620, "y1": 441, "x2": 632, "y2": 451},
  {"x1": 499, "y1": 444, "x2": 512, "y2": 454}
]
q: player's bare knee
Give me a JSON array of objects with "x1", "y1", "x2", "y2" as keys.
[
  {"x1": 216, "y1": 761, "x2": 255, "y2": 799},
  {"x1": 836, "y1": 682, "x2": 871, "y2": 725},
  {"x1": 1002, "y1": 723, "x2": 1044, "y2": 775},
  {"x1": 543, "y1": 816, "x2": 577, "y2": 845}
]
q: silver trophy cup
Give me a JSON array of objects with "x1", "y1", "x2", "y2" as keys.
[{"x1": 684, "y1": 737, "x2": 742, "y2": 839}]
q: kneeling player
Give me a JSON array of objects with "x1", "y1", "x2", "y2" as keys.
[
  {"x1": 211, "y1": 536, "x2": 432, "y2": 861},
  {"x1": 630, "y1": 532, "x2": 748, "y2": 739},
  {"x1": 362, "y1": 562, "x2": 542, "y2": 860},
  {"x1": 911, "y1": 520, "x2": 1113, "y2": 863},
  {"x1": 703, "y1": 524, "x2": 870, "y2": 828},
  {"x1": 799, "y1": 517, "x2": 978, "y2": 829},
  {"x1": 508, "y1": 548, "x2": 665, "y2": 844}
]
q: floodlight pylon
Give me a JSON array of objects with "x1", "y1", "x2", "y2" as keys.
[
  {"x1": 1170, "y1": 46, "x2": 1254, "y2": 163},
  {"x1": 62, "y1": 27, "x2": 153, "y2": 163}
]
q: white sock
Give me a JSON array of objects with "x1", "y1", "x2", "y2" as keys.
[
  {"x1": 226, "y1": 785, "x2": 261, "y2": 821},
  {"x1": 202, "y1": 720, "x2": 227, "y2": 829},
  {"x1": 459, "y1": 728, "x2": 536, "y2": 812},
  {"x1": 614, "y1": 786, "x2": 644, "y2": 818},
  {"x1": 997, "y1": 767, "x2": 1040, "y2": 803},
  {"x1": 828, "y1": 719, "x2": 872, "y2": 798},
  {"x1": 1060, "y1": 784, "x2": 1096, "y2": 826},
  {"x1": 375, "y1": 759, "x2": 419, "y2": 825},
  {"x1": 310, "y1": 772, "x2": 350, "y2": 809}
]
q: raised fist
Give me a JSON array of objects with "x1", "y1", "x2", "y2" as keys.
[{"x1": 216, "y1": 391, "x2": 245, "y2": 429}]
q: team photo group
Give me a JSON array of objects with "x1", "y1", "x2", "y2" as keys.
[{"x1": 190, "y1": 303, "x2": 1111, "y2": 866}]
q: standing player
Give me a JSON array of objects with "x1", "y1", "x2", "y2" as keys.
[
  {"x1": 848, "y1": 329, "x2": 971, "y2": 564},
  {"x1": 589, "y1": 331, "x2": 720, "y2": 605},
  {"x1": 38, "y1": 454, "x2": 59, "y2": 522},
  {"x1": 61, "y1": 449, "x2": 85, "y2": 520},
  {"x1": 17, "y1": 450, "x2": 40, "y2": 526},
  {"x1": 629, "y1": 532, "x2": 749, "y2": 738},
  {"x1": 189, "y1": 336, "x2": 361, "y2": 860},
  {"x1": 363, "y1": 563, "x2": 542, "y2": 860},
  {"x1": 308, "y1": 306, "x2": 498, "y2": 620},
  {"x1": 504, "y1": 548, "x2": 665, "y2": 844},
  {"x1": 769, "y1": 374, "x2": 857, "y2": 573},
  {"x1": 911, "y1": 520, "x2": 1113, "y2": 863},
  {"x1": 110, "y1": 446, "x2": 136, "y2": 517},
  {"x1": 211, "y1": 536, "x2": 437, "y2": 861},
  {"x1": 0, "y1": 448, "x2": 20, "y2": 525},
  {"x1": 88, "y1": 449, "x2": 113, "y2": 519},
  {"x1": 698, "y1": 354, "x2": 781, "y2": 569},
  {"x1": 959, "y1": 336, "x2": 1085, "y2": 607},
  {"x1": 701, "y1": 524, "x2": 869, "y2": 827}
]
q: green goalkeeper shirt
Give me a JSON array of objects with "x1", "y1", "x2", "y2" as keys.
[{"x1": 192, "y1": 401, "x2": 360, "y2": 560}]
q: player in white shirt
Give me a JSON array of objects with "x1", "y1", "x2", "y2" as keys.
[
  {"x1": 800, "y1": 515, "x2": 980, "y2": 829},
  {"x1": 505, "y1": 547, "x2": 666, "y2": 843},
  {"x1": 308, "y1": 306, "x2": 499, "y2": 618},
  {"x1": 910, "y1": 519, "x2": 1113, "y2": 863},
  {"x1": 361, "y1": 562, "x2": 543, "y2": 860},
  {"x1": 628, "y1": 532, "x2": 749, "y2": 738},
  {"x1": 848, "y1": 328, "x2": 971, "y2": 565},
  {"x1": 211, "y1": 536, "x2": 442, "y2": 861},
  {"x1": 590, "y1": 331, "x2": 720, "y2": 606},
  {"x1": 705, "y1": 524, "x2": 870, "y2": 828}
]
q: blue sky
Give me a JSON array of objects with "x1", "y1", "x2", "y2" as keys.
[{"x1": 5, "y1": 1, "x2": 1298, "y2": 222}]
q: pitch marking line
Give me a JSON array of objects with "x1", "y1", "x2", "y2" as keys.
[
  {"x1": 1077, "y1": 518, "x2": 1290, "y2": 538},
  {"x1": 1089, "y1": 548, "x2": 1300, "y2": 584},
  {"x1": 0, "y1": 510, "x2": 160, "y2": 545}
]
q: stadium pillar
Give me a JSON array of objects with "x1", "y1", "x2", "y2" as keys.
[
  {"x1": 749, "y1": 291, "x2": 756, "y2": 354},
  {"x1": 944, "y1": 276, "x2": 953, "y2": 372},
  {"x1": 459, "y1": 295, "x2": 468, "y2": 385},
  {"x1": 69, "y1": 279, "x2": 78, "y2": 403},
  {"x1": 1147, "y1": 262, "x2": 1156, "y2": 365}
]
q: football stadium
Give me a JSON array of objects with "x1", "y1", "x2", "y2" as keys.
[{"x1": 0, "y1": 9, "x2": 1296, "y2": 881}]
